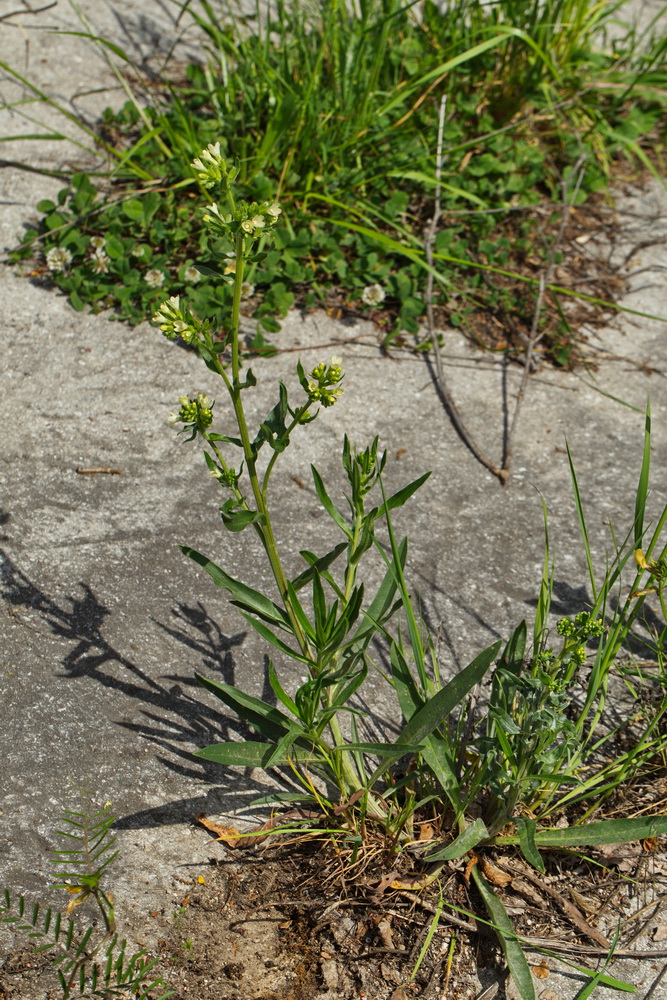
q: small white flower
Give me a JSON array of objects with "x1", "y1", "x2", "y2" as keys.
[
  {"x1": 241, "y1": 219, "x2": 255, "y2": 234},
  {"x1": 184, "y1": 266, "x2": 200, "y2": 283},
  {"x1": 144, "y1": 269, "x2": 165, "y2": 288},
  {"x1": 45, "y1": 246, "x2": 72, "y2": 273},
  {"x1": 200, "y1": 141, "x2": 222, "y2": 165},
  {"x1": 90, "y1": 236, "x2": 106, "y2": 249},
  {"x1": 250, "y1": 214, "x2": 265, "y2": 229},
  {"x1": 266, "y1": 202, "x2": 282, "y2": 218},
  {"x1": 361, "y1": 283, "x2": 386, "y2": 306},
  {"x1": 223, "y1": 259, "x2": 237, "y2": 275},
  {"x1": 131, "y1": 245, "x2": 146, "y2": 258},
  {"x1": 240, "y1": 281, "x2": 255, "y2": 299}
]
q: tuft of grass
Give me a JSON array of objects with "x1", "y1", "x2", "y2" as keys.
[{"x1": 6, "y1": 0, "x2": 667, "y2": 359}]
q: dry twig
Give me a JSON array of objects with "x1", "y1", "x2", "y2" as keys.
[
  {"x1": 424, "y1": 95, "x2": 506, "y2": 484},
  {"x1": 501, "y1": 154, "x2": 587, "y2": 478}
]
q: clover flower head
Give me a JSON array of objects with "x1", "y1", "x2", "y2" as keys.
[
  {"x1": 91, "y1": 248, "x2": 110, "y2": 274},
  {"x1": 361, "y1": 283, "x2": 386, "y2": 306},
  {"x1": 240, "y1": 281, "x2": 255, "y2": 299},
  {"x1": 131, "y1": 245, "x2": 146, "y2": 258},
  {"x1": 144, "y1": 268, "x2": 166, "y2": 288},
  {"x1": 90, "y1": 236, "x2": 106, "y2": 250},
  {"x1": 184, "y1": 266, "x2": 200, "y2": 283},
  {"x1": 45, "y1": 246, "x2": 73, "y2": 273}
]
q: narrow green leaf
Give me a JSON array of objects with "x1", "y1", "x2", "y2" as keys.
[
  {"x1": 399, "y1": 641, "x2": 501, "y2": 747},
  {"x1": 515, "y1": 818, "x2": 545, "y2": 872},
  {"x1": 349, "y1": 537, "x2": 408, "y2": 650},
  {"x1": 194, "y1": 739, "x2": 317, "y2": 767},
  {"x1": 312, "y1": 570, "x2": 327, "y2": 642},
  {"x1": 330, "y1": 742, "x2": 422, "y2": 757},
  {"x1": 634, "y1": 403, "x2": 651, "y2": 548},
  {"x1": 284, "y1": 582, "x2": 317, "y2": 642},
  {"x1": 367, "y1": 472, "x2": 431, "y2": 521},
  {"x1": 390, "y1": 640, "x2": 423, "y2": 722},
  {"x1": 195, "y1": 674, "x2": 299, "y2": 742},
  {"x1": 423, "y1": 819, "x2": 489, "y2": 862},
  {"x1": 311, "y1": 465, "x2": 351, "y2": 537},
  {"x1": 267, "y1": 660, "x2": 299, "y2": 717},
  {"x1": 369, "y1": 640, "x2": 500, "y2": 787},
  {"x1": 181, "y1": 547, "x2": 291, "y2": 630},
  {"x1": 239, "y1": 612, "x2": 311, "y2": 663},
  {"x1": 494, "y1": 815, "x2": 667, "y2": 848},
  {"x1": 498, "y1": 621, "x2": 526, "y2": 676},
  {"x1": 472, "y1": 869, "x2": 536, "y2": 1000},
  {"x1": 291, "y1": 542, "x2": 348, "y2": 590}
]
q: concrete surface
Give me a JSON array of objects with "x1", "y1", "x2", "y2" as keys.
[{"x1": 1, "y1": 2, "x2": 667, "y2": 997}]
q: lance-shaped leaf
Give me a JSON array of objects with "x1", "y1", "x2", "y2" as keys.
[
  {"x1": 311, "y1": 465, "x2": 352, "y2": 537},
  {"x1": 181, "y1": 547, "x2": 291, "y2": 630},
  {"x1": 472, "y1": 868, "x2": 536, "y2": 1000},
  {"x1": 422, "y1": 819, "x2": 489, "y2": 863},
  {"x1": 367, "y1": 472, "x2": 431, "y2": 522},
  {"x1": 291, "y1": 542, "x2": 348, "y2": 591},
  {"x1": 195, "y1": 740, "x2": 319, "y2": 768},
  {"x1": 195, "y1": 675, "x2": 301, "y2": 743},
  {"x1": 369, "y1": 640, "x2": 501, "y2": 785}
]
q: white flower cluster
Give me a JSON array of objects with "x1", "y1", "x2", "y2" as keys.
[
  {"x1": 152, "y1": 295, "x2": 199, "y2": 344},
  {"x1": 144, "y1": 269, "x2": 165, "y2": 288},
  {"x1": 191, "y1": 141, "x2": 228, "y2": 189},
  {"x1": 361, "y1": 284, "x2": 386, "y2": 306},
  {"x1": 45, "y1": 246, "x2": 72, "y2": 273}
]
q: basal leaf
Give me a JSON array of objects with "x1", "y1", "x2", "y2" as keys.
[
  {"x1": 423, "y1": 818, "x2": 489, "y2": 862},
  {"x1": 472, "y1": 869, "x2": 536, "y2": 1000}
]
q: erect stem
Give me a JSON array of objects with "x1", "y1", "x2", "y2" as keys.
[{"x1": 224, "y1": 231, "x2": 313, "y2": 660}]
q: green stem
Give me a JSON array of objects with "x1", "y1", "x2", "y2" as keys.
[
  {"x1": 261, "y1": 401, "x2": 314, "y2": 502},
  {"x1": 224, "y1": 231, "x2": 313, "y2": 661}
]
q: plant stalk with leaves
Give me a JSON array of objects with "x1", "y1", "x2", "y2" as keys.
[
  {"x1": 155, "y1": 146, "x2": 667, "y2": 999},
  {"x1": 153, "y1": 144, "x2": 504, "y2": 830}
]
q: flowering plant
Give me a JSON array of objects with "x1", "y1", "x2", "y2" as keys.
[
  {"x1": 153, "y1": 146, "x2": 667, "y2": 999},
  {"x1": 151, "y1": 144, "x2": 478, "y2": 821}
]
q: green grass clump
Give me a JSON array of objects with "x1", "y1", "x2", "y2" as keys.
[{"x1": 7, "y1": 0, "x2": 667, "y2": 359}]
